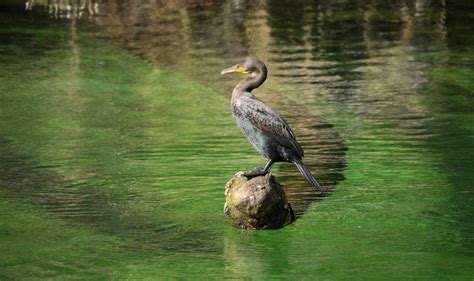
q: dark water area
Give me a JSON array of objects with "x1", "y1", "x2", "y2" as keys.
[{"x1": 1, "y1": 0, "x2": 473, "y2": 279}]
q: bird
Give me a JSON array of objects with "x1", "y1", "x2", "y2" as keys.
[{"x1": 221, "y1": 57, "x2": 325, "y2": 194}]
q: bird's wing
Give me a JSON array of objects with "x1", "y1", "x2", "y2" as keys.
[{"x1": 241, "y1": 96, "x2": 304, "y2": 157}]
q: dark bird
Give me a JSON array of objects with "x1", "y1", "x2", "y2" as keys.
[{"x1": 221, "y1": 57, "x2": 325, "y2": 194}]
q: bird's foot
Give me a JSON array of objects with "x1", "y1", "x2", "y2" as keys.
[{"x1": 242, "y1": 167, "x2": 268, "y2": 179}]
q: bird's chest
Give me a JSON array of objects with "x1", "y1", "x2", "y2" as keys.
[
  {"x1": 232, "y1": 104, "x2": 273, "y2": 157},
  {"x1": 232, "y1": 105, "x2": 257, "y2": 137}
]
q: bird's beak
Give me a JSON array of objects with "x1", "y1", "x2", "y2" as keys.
[{"x1": 221, "y1": 65, "x2": 248, "y2": 75}]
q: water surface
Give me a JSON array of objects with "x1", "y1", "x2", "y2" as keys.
[{"x1": 1, "y1": 0, "x2": 473, "y2": 279}]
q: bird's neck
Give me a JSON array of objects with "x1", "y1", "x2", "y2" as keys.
[{"x1": 234, "y1": 69, "x2": 267, "y2": 94}]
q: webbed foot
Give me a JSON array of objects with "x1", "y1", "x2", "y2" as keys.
[{"x1": 242, "y1": 167, "x2": 269, "y2": 178}]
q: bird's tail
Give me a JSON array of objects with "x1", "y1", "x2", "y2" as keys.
[{"x1": 293, "y1": 160, "x2": 326, "y2": 194}]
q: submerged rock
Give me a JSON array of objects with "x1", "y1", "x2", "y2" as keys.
[{"x1": 224, "y1": 172, "x2": 295, "y2": 229}]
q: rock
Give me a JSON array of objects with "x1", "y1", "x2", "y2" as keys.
[{"x1": 224, "y1": 172, "x2": 295, "y2": 229}]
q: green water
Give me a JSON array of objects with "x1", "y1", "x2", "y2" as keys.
[{"x1": 1, "y1": 0, "x2": 473, "y2": 279}]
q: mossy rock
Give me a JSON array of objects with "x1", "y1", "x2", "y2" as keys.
[{"x1": 224, "y1": 172, "x2": 295, "y2": 229}]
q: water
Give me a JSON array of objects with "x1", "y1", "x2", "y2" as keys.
[{"x1": 1, "y1": 0, "x2": 473, "y2": 279}]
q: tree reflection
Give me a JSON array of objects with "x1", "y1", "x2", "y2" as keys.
[{"x1": 25, "y1": 0, "x2": 100, "y2": 19}]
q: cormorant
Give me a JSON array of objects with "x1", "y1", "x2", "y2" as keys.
[{"x1": 221, "y1": 57, "x2": 325, "y2": 194}]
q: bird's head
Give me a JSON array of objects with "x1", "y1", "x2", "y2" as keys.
[{"x1": 221, "y1": 57, "x2": 266, "y2": 76}]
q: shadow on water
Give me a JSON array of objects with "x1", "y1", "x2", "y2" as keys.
[{"x1": 0, "y1": 137, "x2": 224, "y2": 254}]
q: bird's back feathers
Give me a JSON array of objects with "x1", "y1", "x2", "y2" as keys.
[{"x1": 238, "y1": 95, "x2": 304, "y2": 159}]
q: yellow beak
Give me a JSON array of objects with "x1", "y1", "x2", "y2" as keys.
[{"x1": 221, "y1": 65, "x2": 247, "y2": 75}]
